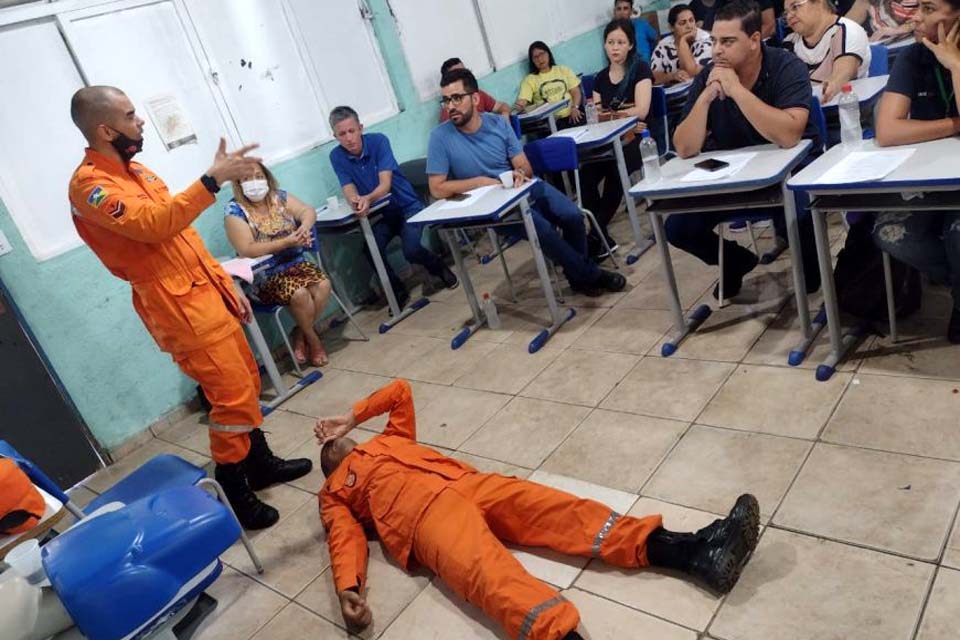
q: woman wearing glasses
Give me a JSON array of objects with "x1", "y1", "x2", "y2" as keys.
[
  {"x1": 783, "y1": 0, "x2": 872, "y2": 103},
  {"x1": 514, "y1": 41, "x2": 584, "y2": 127}
]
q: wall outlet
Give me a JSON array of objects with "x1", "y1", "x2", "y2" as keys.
[{"x1": 0, "y1": 230, "x2": 12, "y2": 256}]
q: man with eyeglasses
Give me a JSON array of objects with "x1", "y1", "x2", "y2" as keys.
[
  {"x1": 783, "y1": 0, "x2": 871, "y2": 103},
  {"x1": 438, "y1": 58, "x2": 512, "y2": 122},
  {"x1": 670, "y1": 0, "x2": 823, "y2": 301},
  {"x1": 426, "y1": 68, "x2": 626, "y2": 296}
]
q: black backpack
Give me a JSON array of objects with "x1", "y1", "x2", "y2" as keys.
[{"x1": 833, "y1": 216, "x2": 922, "y2": 323}]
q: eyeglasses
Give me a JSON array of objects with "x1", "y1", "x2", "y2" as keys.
[
  {"x1": 784, "y1": 0, "x2": 809, "y2": 13},
  {"x1": 440, "y1": 92, "x2": 475, "y2": 107}
]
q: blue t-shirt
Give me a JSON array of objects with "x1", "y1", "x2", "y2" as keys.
[
  {"x1": 632, "y1": 18, "x2": 659, "y2": 63},
  {"x1": 329, "y1": 132, "x2": 422, "y2": 214},
  {"x1": 426, "y1": 113, "x2": 522, "y2": 180},
  {"x1": 681, "y1": 45, "x2": 820, "y2": 151}
]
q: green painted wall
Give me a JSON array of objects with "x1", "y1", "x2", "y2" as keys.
[{"x1": 0, "y1": 1, "x2": 607, "y2": 450}]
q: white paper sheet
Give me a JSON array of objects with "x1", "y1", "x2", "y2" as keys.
[
  {"x1": 438, "y1": 185, "x2": 499, "y2": 210},
  {"x1": 145, "y1": 93, "x2": 197, "y2": 150},
  {"x1": 552, "y1": 128, "x2": 588, "y2": 142},
  {"x1": 814, "y1": 149, "x2": 916, "y2": 184},
  {"x1": 680, "y1": 152, "x2": 758, "y2": 182}
]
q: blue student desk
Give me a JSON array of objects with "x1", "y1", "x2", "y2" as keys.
[
  {"x1": 787, "y1": 137, "x2": 960, "y2": 381},
  {"x1": 313, "y1": 196, "x2": 431, "y2": 334},
  {"x1": 549, "y1": 117, "x2": 656, "y2": 264},
  {"x1": 408, "y1": 179, "x2": 576, "y2": 353},
  {"x1": 629, "y1": 141, "x2": 816, "y2": 360},
  {"x1": 517, "y1": 99, "x2": 570, "y2": 134}
]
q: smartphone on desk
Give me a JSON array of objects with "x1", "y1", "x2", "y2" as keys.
[{"x1": 694, "y1": 158, "x2": 730, "y2": 172}]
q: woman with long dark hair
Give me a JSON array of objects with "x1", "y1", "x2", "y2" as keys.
[{"x1": 514, "y1": 40, "x2": 584, "y2": 126}]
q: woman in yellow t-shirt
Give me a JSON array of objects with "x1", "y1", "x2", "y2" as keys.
[{"x1": 514, "y1": 41, "x2": 584, "y2": 127}]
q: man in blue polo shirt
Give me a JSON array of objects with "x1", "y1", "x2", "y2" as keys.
[
  {"x1": 873, "y1": 0, "x2": 960, "y2": 342},
  {"x1": 668, "y1": 0, "x2": 822, "y2": 301},
  {"x1": 329, "y1": 106, "x2": 458, "y2": 309},
  {"x1": 426, "y1": 68, "x2": 625, "y2": 296}
]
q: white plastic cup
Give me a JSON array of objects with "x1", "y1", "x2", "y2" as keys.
[
  {"x1": 498, "y1": 170, "x2": 514, "y2": 189},
  {"x1": 325, "y1": 195, "x2": 339, "y2": 210},
  {"x1": 5, "y1": 540, "x2": 47, "y2": 586}
]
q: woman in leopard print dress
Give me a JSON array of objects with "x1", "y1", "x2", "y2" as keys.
[{"x1": 224, "y1": 163, "x2": 332, "y2": 366}]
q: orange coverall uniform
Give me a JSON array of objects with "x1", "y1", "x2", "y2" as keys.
[
  {"x1": 320, "y1": 379, "x2": 664, "y2": 640},
  {"x1": 69, "y1": 149, "x2": 261, "y2": 463}
]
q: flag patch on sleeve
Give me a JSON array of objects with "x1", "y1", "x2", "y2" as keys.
[{"x1": 86, "y1": 186, "x2": 108, "y2": 208}]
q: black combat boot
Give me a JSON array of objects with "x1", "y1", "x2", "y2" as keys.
[
  {"x1": 215, "y1": 460, "x2": 279, "y2": 530},
  {"x1": 646, "y1": 493, "x2": 760, "y2": 594},
  {"x1": 245, "y1": 429, "x2": 313, "y2": 491}
]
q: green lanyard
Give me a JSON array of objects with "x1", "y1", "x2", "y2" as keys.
[{"x1": 934, "y1": 66, "x2": 956, "y2": 117}]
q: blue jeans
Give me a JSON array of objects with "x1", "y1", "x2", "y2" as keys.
[
  {"x1": 504, "y1": 181, "x2": 600, "y2": 286},
  {"x1": 369, "y1": 205, "x2": 447, "y2": 292},
  {"x1": 663, "y1": 190, "x2": 821, "y2": 292},
  {"x1": 873, "y1": 211, "x2": 960, "y2": 308}
]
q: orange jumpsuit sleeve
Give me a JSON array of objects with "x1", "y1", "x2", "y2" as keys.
[
  {"x1": 351, "y1": 379, "x2": 416, "y2": 440},
  {"x1": 72, "y1": 171, "x2": 215, "y2": 244},
  {"x1": 320, "y1": 491, "x2": 369, "y2": 593}
]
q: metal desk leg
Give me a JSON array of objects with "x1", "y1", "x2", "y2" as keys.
[
  {"x1": 613, "y1": 137, "x2": 655, "y2": 264},
  {"x1": 811, "y1": 208, "x2": 860, "y2": 381},
  {"x1": 519, "y1": 198, "x2": 576, "y2": 353},
  {"x1": 243, "y1": 318, "x2": 321, "y2": 415},
  {"x1": 443, "y1": 229, "x2": 487, "y2": 350},
  {"x1": 648, "y1": 207, "x2": 711, "y2": 356},
  {"x1": 782, "y1": 182, "x2": 820, "y2": 366},
  {"x1": 316, "y1": 234, "x2": 359, "y2": 316},
  {"x1": 357, "y1": 216, "x2": 429, "y2": 334}
]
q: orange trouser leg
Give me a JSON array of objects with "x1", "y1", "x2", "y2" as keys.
[
  {"x1": 173, "y1": 327, "x2": 263, "y2": 464},
  {"x1": 413, "y1": 487, "x2": 580, "y2": 640},
  {"x1": 452, "y1": 473, "x2": 663, "y2": 570}
]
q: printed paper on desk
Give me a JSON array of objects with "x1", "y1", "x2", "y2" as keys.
[
  {"x1": 438, "y1": 185, "x2": 499, "y2": 210},
  {"x1": 814, "y1": 149, "x2": 916, "y2": 185},
  {"x1": 680, "y1": 152, "x2": 758, "y2": 182}
]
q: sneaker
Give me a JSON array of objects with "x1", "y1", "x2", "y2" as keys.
[
  {"x1": 948, "y1": 308, "x2": 960, "y2": 344},
  {"x1": 713, "y1": 250, "x2": 759, "y2": 301},
  {"x1": 439, "y1": 265, "x2": 460, "y2": 290}
]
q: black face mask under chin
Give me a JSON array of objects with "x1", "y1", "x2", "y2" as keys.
[{"x1": 109, "y1": 130, "x2": 144, "y2": 162}]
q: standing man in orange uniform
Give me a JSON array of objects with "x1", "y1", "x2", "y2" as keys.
[
  {"x1": 316, "y1": 379, "x2": 760, "y2": 639},
  {"x1": 68, "y1": 86, "x2": 311, "y2": 530}
]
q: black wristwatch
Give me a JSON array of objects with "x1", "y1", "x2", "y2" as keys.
[{"x1": 200, "y1": 173, "x2": 220, "y2": 194}]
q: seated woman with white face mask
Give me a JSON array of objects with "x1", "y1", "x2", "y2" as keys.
[{"x1": 224, "y1": 163, "x2": 333, "y2": 366}]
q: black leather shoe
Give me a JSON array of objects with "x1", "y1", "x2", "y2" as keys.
[
  {"x1": 713, "y1": 251, "x2": 759, "y2": 301},
  {"x1": 686, "y1": 494, "x2": 760, "y2": 593},
  {"x1": 596, "y1": 269, "x2": 626, "y2": 292},
  {"x1": 245, "y1": 429, "x2": 313, "y2": 491},
  {"x1": 439, "y1": 265, "x2": 460, "y2": 290},
  {"x1": 948, "y1": 308, "x2": 960, "y2": 344},
  {"x1": 215, "y1": 461, "x2": 279, "y2": 530}
]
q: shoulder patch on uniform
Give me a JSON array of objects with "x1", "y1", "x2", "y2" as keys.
[
  {"x1": 86, "y1": 186, "x2": 108, "y2": 208},
  {"x1": 345, "y1": 472, "x2": 357, "y2": 487},
  {"x1": 107, "y1": 200, "x2": 126, "y2": 219},
  {"x1": 144, "y1": 175, "x2": 158, "y2": 183}
]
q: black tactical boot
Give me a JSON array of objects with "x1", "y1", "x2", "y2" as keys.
[
  {"x1": 215, "y1": 460, "x2": 279, "y2": 530},
  {"x1": 647, "y1": 493, "x2": 760, "y2": 594},
  {"x1": 245, "y1": 429, "x2": 313, "y2": 491}
]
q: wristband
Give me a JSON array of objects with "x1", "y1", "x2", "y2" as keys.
[{"x1": 200, "y1": 173, "x2": 220, "y2": 194}]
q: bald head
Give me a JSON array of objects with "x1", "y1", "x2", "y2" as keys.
[
  {"x1": 70, "y1": 86, "x2": 129, "y2": 142},
  {"x1": 321, "y1": 437, "x2": 357, "y2": 477}
]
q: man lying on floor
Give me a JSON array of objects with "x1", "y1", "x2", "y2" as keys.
[{"x1": 315, "y1": 379, "x2": 760, "y2": 640}]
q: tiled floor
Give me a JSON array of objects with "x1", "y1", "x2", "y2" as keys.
[{"x1": 74, "y1": 216, "x2": 960, "y2": 639}]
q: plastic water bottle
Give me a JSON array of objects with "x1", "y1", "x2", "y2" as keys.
[
  {"x1": 838, "y1": 84, "x2": 862, "y2": 148},
  {"x1": 481, "y1": 292, "x2": 501, "y2": 330},
  {"x1": 585, "y1": 100, "x2": 599, "y2": 125},
  {"x1": 639, "y1": 129, "x2": 661, "y2": 182}
]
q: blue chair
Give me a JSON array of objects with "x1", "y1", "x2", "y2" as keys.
[
  {"x1": 250, "y1": 236, "x2": 369, "y2": 378},
  {"x1": 649, "y1": 86, "x2": 671, "y2": 157},
  {"x1": 510, "y1": 114, "x2": 522, "y2": 139},
  {"x1": 580, "y1": 73, "x2": 596, "y2": 101},
  {"x1": 524, "y1": 136, "x2": 620, "y2": 269},
  {"x1": 0, "y1": 441, "x2": 263, "y2": 574},
  {"x1": 869, "y1": 43, "x2": 889, "y2": 77},
  {"x1": 811, "y1": 95, "x2": 829, "y2": 152}
]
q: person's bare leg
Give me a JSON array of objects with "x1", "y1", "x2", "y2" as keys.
[
  {"x1": 308, "y1": 280, "x2": 332, "y2": 323},
  {"x1": 288, "y1": 288, "x2": 324, "y2": 365}
]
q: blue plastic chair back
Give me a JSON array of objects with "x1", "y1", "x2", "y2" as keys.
[
  {"x1": 510, "y1": 114, "x2": 522, "y2": 139},
  {"x1": 869, "y1": 43, "x2": 889, "y2": 76},
  {"x1": 84, "y1": 454, "x2": 207, "y2": 515},
  {"x1": 580, "y1": 73, "x2": 596, "y2": 100},
  {"x1": 0, "y1": 440, "x2": 71, "y2": 505},
  {"x1": 649, "y1": 86, "x2": 670, "y2": 156},
  {"x1": 811, "y1": 95, "x2": 829, "y2": 152},
  {"x1": 776, "y1": 16, "x2": 787, "y2": 42},
  {"x1": 524, "y1": 137, "x2": 579, "y2": 175}
]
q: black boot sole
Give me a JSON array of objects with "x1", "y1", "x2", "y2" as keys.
[{"x1": 709, "y1": 494, "x2": 761, "y2": 594}]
